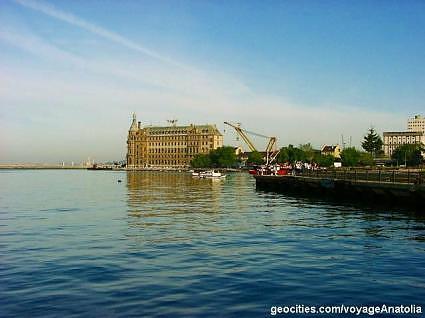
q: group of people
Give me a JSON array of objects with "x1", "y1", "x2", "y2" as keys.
[
  {"x1": 256, "y1": 161, "x2": 322, "y2": 176},
  {"x1": 292, "y1": 161, "x2": 321, "y2": 173}
]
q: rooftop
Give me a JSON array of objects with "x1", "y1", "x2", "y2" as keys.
[
  {"x1": 321, "y1": 145, "x2": 340, "y2": 152},
  {"x1": 136, "y1": 124, "x2": 222, "y2": 135},
  {"x1": 383, "y1": 131, "x2": 423, "y2": 135}
]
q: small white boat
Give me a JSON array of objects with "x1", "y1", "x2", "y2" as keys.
[
  {"x1": 189, "y1": 169, "x2": 200, "y2": 177},
  {"x1": 193, "y1": 170, "x2": 226, "y2": 179}
]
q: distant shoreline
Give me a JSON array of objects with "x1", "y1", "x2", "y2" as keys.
[
  {"x1": 0, "y1": 164, "x2": 87, "y2": 169},
  {"x1": 0, "y1": 165, "x2": 244, "y2": 172}
]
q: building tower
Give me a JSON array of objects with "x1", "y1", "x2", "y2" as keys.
[
  {"x1": 407, "y1": 115, "x2": 425, "y2": 133},
  {"x1": 127, "y1": 113, "x2": 139, "y2": 169}
]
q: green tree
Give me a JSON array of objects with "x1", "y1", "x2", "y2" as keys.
[
  {"x1": 191, "y1": 146, "x2": 239, "y2": 168},
  {"x1": 362, "y1": 128, "x2": 383, "y2": 157},
  {"x1": 313, "y1": 154, "x2": 335, "y2": 167},
  {"x1": 341, "y1": 147, "x2": 361, "y2": 166},
  {"x1": 191, "y1": 154, "x2": 211, "y2": 168},
  {"x1": 247, "y1": 151, "x2": 264, "y2": 165},
  {"x1": 358, "y1": 152, "x2": 374, "y2": 166},
  {"x1": 299, "y1": 143, "x2": 315, "y2": 162},
  {"x1": 210, "y1": 146, "x2": 238, "y2": 168},
  {"x1": 278, "y1": 145, "x2": 306, "y2": 163},
  {"x1": 391, "y1": 144, "x2": 424, "y2": 166},
  {"x1": 277, "y1": 147, "x2": 290, "y2": 163}
]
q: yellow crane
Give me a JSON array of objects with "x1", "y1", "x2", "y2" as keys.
[{"x1": 224, "y1": 121, "x2": 279, "y2": 165}]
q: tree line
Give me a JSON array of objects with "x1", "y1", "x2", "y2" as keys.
[
  {"x1": 247, "y1": 144, "x2": 376, "y2": 168},
  {"x1": 191, "y1": 128, "x2": 424, "y2": 168},
  {"x1": 191, "y1": 146, "x2": 238, "y2": 168}
]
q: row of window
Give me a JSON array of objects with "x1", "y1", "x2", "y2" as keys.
[
  {"x1": 149, "y1": 148, "x2": 188, "y2": 154},
  {"x1": 147, "y1": 129, "x2": 211, "y2": 135},
  {"x1": 386, "y1": 137, "x2": 421, "y2": 144},
  {"x1": 149, "y1": 130, "x2": 188, "y2": 135},
  {"x1": 131, "y1": 148, "x2": 209, "y2": 155},
  {"x1": 131, "y1": 134, "x2": 215, "y2": 141},
  {"x1": 147, "y1": 133, "x2": 213, "y2": 137},
  {"x1": 129, "y1": 147, "x2": 211, "y2": 155},
  {"x1": 148, "y1": 136, "x2": 186, "y2": 140},
  {"x1": 130, "y1": 140, "x2": 213, "y2": 145},
  {"x1": 131, "y1": 160, "x2": 186, "y2": 165},
  {"x1": 385, "y1": 142, "x2": 422, "y2": 153},
  {"x1": 147, "y1": 141, "x2": 211, "y2": 146}
]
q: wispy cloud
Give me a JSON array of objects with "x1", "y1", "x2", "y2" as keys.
[
  {"x1": 0, "y1": 29, "x2": 85, "y2": 65},
  {"x1": 13, "y1": 0, "x2": 188, "y2": 69},
  {"x1": 1, "y1": 0, "x2": 407, "y2": 163},
  {"x1": 0, "y1": 27, "x2": 250, "y2": 113}
]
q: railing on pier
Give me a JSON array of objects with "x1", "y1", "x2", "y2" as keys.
[{"x1": 298, "y1": 169, "x2": 425, "y2": 185}]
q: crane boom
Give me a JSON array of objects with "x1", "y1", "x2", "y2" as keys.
[
  {"x1": 265, "y1": 137, "x2": 277, "y2": 165},
  {"x1": 224, "y1": 121, "x2": 279, "y2": 165},
  {"x1": 224, "y1": 122, "x2": 257, "y2": 152},
  {"x1": 269, "y1": 149, "x2": 280, "y2": 164}
]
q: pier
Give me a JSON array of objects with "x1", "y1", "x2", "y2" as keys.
[{"x1": 255, "y1": 169, "x2": 425, "y2": 206}]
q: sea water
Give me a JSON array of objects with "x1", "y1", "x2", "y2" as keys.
[{"x1": 1, "y1": 170, "x2": 424, "y2": 317}]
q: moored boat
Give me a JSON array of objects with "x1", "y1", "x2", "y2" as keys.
[
  {"x1": 249, "y1": 164, "x2": 291, "y2": 176},
  {"x1": 192, "y1": 170, "x2": 226, "y2": 179}
]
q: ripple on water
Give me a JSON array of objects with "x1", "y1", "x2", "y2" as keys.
[{"x1": 1, "y1": 171, "x2": 424, "y2": 317}]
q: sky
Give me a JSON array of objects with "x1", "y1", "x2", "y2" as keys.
[{"x1": 1, "y1": 0, "x2": 424, "y2": 163}]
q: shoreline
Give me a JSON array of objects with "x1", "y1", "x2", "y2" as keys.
[
  {"x1": 0, "y1": 165, "x2": 244, "y2": 172},
  {"x1": 0, "y1": 165, "x2": 87, "y2": 169}
]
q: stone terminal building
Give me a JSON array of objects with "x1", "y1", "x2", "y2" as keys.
[{"x1": 126, "y1": 114, "x2": 223, "y2": 169}]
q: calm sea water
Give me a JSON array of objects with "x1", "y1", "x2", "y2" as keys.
[{"x1": 1, "y1": 170, "x2": 424, "y2": 317}]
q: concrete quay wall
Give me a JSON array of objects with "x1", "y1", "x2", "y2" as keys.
[{"x1": 254, "y1": 175, "x2": 425, "y2": 205}]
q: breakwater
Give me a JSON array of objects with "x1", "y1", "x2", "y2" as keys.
[{"x1": 255, "y1": 169, "x2": 425, "y2": 207}]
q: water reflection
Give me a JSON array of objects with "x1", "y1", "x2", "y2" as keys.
[
  {"x1": 127, "y1": 171, "x2": 223, "y2": 213},
  {"x1": 2, "y1": 169, "x2": 425, "y2": 317},
  {"x1": 126, "y1": 171, "x2": 226, "y2": 243},
  {"x1": 125, "y1": 171, "x2": 425, "y2": 247},
  {"x1": 255, "y1": 188, "x2": 425, "y2": 245}
]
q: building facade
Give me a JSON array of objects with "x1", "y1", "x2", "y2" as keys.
[
  {"x1": 407, "y1": 115, "x2": 425, "y2": 133},
  {"x1": 383, "y1": 115, "x2": 425, "y2": 157},
  {"x1": 383, "y1": 131, "x2": 424, "y2": 157},
  {"x1": 127, "y1": 114, "x2": 223, "y2": 169}
]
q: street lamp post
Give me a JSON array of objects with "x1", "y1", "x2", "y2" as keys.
[{"x1": 404, "y1": 150, "x2": 407, "y2": 167}]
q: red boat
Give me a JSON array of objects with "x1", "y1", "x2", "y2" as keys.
[{"x1": 249, "y1": 165, "x2": 291, "y2": 176}]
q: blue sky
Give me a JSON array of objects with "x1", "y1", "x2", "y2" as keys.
[{"x1": 1, "y1": 0, "x2": 424, "y2": 163}]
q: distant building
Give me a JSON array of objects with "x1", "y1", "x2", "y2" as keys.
[
  {"x1": 407, "y1": 115, "x2": 425, "y2": 133},
  {"x1": 383, "y1": 115, "x2": 425, "y2": 157},
  {"x1": 383, "y1": 131, "x2": 424, "y2": 157},
  {"x1": 321, "y1": 145, "x2": 342, "y2": 158},
  {"x1": 126, "y1": 114, "x2": 223, "y2": 169}
]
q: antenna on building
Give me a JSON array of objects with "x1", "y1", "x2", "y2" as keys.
[{"x1": 167, "y1": 119, "x2": 178, "y2": 127}]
